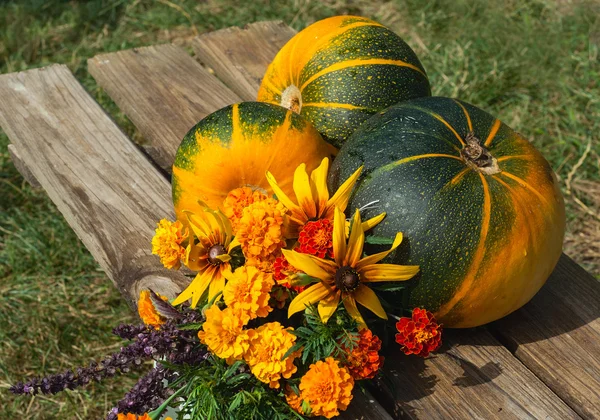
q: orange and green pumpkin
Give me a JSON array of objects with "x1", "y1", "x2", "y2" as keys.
[
  {"x1": 172, "y1": 102, "x2": 336, "y2": 222},
  {"x1": 257, "y1": 15, "x2": 431, "y2": 148},
  {"x1": 329, "y1": 97, "x2": 565, "y2": 328}
]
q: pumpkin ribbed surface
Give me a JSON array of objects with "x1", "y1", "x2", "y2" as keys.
[
  {"x1": 329, "y1": 97, "x2": 565, "y2": 328},
  {"x1": 257, "y1": 15, "x2": 430, "y2": 147},
  {"x1": 172, "y1": 102, "x2": 336, "y2": 222}
]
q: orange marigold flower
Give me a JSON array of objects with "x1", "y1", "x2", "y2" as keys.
[
  {"x1": 297, "y1": 219, "x2": 334, "y2": 259},
  {"x1": 285, "y1": 385, "x2": 305, "y2": 415},
  {"x1": 299, "y1": 357, "x2": 354, "y2": 419},
  {"x1": 151, "y1": 219, "x2": 188, "y2": 269},
  {"x1": 117, "y1": 414, "x2": 155, "y2": 420},
  {"x1": 223, "y1": 187, "x2": 268, "y2": 230},
  {"x1": 342, "y1": 329, "x2": 384, "y2": 380},
  {"x1": 236, "y1": 198, "x2": 287, "y2": 266},
  {"x1": 117, "y1": 415, "x2": 172, "y2": 420},
  {"x1": 244, "y1": 322, "x2": 300, "y2": 389},
  {"x1": 223, "y1": 265, "x2": 274, "y2": 323},
  {"x1": 137, "y1": 290, "x2": 168, "y2": 328},
  {"x1": 198, "y1": 305, "x2": 250, "y2": 363},
  {"x1": 395, "y1": 308, "x2": 442, "y2": 357}
]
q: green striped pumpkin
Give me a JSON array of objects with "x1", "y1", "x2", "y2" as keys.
[
  {"x1": 257, "y1": 15, "x2": 431, "y2": 148},
  {"x1": 329, "y1": 97, "x2": 565, "y2": 328}
]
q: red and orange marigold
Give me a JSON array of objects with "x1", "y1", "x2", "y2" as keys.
[
  {"x1": 343, "y1": 329, "x2": 384, "y2": 380},
  {"x1": 395, "y1": 308, "x2": 442, "y2": 357},
  {"x1": 297, "y1": 219, "x2": 334, "y2": 259}
]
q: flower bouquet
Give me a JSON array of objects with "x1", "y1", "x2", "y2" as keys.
[{"x1": 10, "y1": 14, "x2": 565, "y2": 420}]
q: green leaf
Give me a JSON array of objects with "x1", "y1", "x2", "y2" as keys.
[{"x1": 365, "y1": 235, "x2": 395, "y2": 245}]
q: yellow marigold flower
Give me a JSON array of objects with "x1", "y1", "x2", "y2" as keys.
[
  {"x1": 299, "y1": 357, "x2": 354, "y2": 419},
  {"x1": 137, "y1": 290, "x2": 168, "y2": 328},
  {"x1": 284, "y1": 208, "x2": 420, "y2": 326},
  {"x1": 285, "y1": 385, "x2": 305, "y2": 415},
  {"x1": 244, "y1": 322, "x2": 300, "y2": 389},
  {"x1": 223, "y1": 265, "x2": 274, "y2": 323},
  {"x1": 198, "y1": 305, "x2": 250, "y2": 363},
  {"x1": 172, "y1": 206, "x2": 240, "y2": 308},
  {"x1": 266, "y1": 157, "x2": 363, "y2": 237},
  {"x1": 151, "y1": 219, "x2": 188, "y2": 270},
  {"x1": 235, "y1": 198, "x2": 287, "y2": 266},
  {"x1": 223, "y1": 187, "x2": 268, "y2": 230}
]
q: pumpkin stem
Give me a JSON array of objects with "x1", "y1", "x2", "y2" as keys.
[
  {"x1": 461, "y1": 132, "x2": 501, "y2": 175},
  {"x1": 280, "y1": 84, "x2": 302, "y2": 113}
]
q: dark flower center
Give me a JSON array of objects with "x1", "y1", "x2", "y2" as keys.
[
  {"x1": 208, "y1": 244, "x2": 227, "y2": 265},
  {"x1": 335, "y1": 266, "x2": 360, "y2": 292}
]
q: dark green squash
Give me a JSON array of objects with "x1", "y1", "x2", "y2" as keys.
[{"x1": 329, "y1": 97, "x2": 565, "y2": 327}]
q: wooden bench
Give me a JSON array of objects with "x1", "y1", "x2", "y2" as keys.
[{"x1": 1, "y1": 21, "x2": 599, "y2": 419}]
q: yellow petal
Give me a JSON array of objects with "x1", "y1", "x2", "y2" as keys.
[
  {"x1": 293, "y1": 163, "x2": 317, "y2": 219},
  {"x1": 186, "y1": 212, "x2": 212, "y2": 240},
  {"x1": 172, "y1": 268, "x2": 214, "y2": 307},
  {"x1": 345, "y1": 210, "x2": 365, "y2": 267},
  {"x1": 342, "y1": 295, "x2": 366, "y2": 327},
  {"x1": 310, "y1": 158, "x2": 330, "y2": 216},
  {"x1": 282, "y1": 249, "x2": 335, "y2": 281},
  {"x1": 333, "y1": 207, "x2": 347, "y2": 267},
  {"x1": 355, "y1": 232, "x2": 403, "y2": 270},
  {"x1": 288, "y1": 282, "x2": 331, "y2": 318},
  {"x1": 227, "y1": 237, "x2": 240, "y2": 253},
  {"x1": 184, "y1": 242, "x2": 208, "y2": 272},
  {"x1": 353, "y1": 285, "x2": 387, "y2": 319},
  {"x1": 208, "y1": 270, "x2": 226, "y2": 302},
  {"x1": 361, "y1": 212, "x2": 386, "y2": 231},
  {"x1": 318, "y1": 292, "x2": 340, "y2": 324},
  {"x1": 360, "y1": 263, "x2": 420, "y2": 282},
  {"x1": 216, "y1": 254, "x2": 231, "y2": 263},
  {"x1": 326, "y1": 165, "x2": 363, "y2": 215},
  {"x1": 266, "y1": 171, "x2": 302, "y2": 214}
]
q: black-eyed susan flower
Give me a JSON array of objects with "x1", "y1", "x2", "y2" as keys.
[
  {"x1": 265, "y1": 158, "x2": 362, "y2": 237},
  {"x1": 283, "y1": 208, "x2": 419, "y2": 326},
  {"x1": 172, "y1": 206, "x2": 240, "y2": 308}
]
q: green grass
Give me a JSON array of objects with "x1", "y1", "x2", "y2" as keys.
[{"x1": 1, "y1": 0, "x2": 598, "y2": 417}]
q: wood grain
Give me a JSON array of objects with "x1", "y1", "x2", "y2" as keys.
[
  {"x1": 88, "y1": 44, "x2": 240, "y2": 171},
  {"x1": 8, "y1": 144, "x2": 41, "y2": 188},
  {"x1": 338, "y1": 389, "x2": 393, "y2": 420},
  {"x1": 192, "y1": 21, "x2": 296, "y2": 101},
  {"x1": 0, "y1": 65, "x2": 190, "y2": 306},
  {"x1": 492, "y1": 253, "x2": 600, "y2": 418},
  {"x1": 374, "y1": 329, "x2": 580, "y2": 419}
]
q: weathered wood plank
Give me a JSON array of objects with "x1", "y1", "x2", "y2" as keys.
[
  {"x1": 374, "y1": 329, "x2": 580, "y2": 419},
  {"x1": 186, "y1": 20, "x2": 591, "y2": 418},
  {"x1": 339, "y1": 389, "x2": 393, "y2": 420},
  {"x1": 492, "y1": 253, "x2": 600, "y2": 419},
  {"x1": 192, "y1": 21, "x2": 296, "y2": 101},
  {"x1": 0, "y1": 65, "x2": 189, "y2": 305},
  {"x1": 8, "y1": 144, "x2": 41, "y2": 188},
  {"x1": 88, "y1": 44, "x2": 240, "y2": 171}
]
